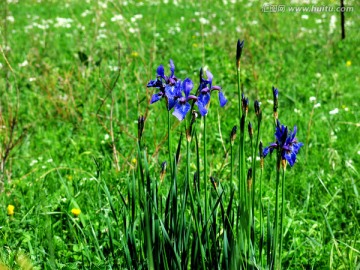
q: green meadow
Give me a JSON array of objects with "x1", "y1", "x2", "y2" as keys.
[{"x1": 1, "y1": 0, "x2": 359, "y2": 269}]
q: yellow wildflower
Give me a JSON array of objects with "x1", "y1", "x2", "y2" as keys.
[
  {"x1": 346, "y1": 60, "x2": 351, "y2": 67},
  {"x1": 131, "y1": 158, "x2": 137, "y2": 164},
  {"x1": 71, "y1": 208, "x2": 81, "y2": 217},
  {"x1": 131, "y1": 52, "x2": 139, "y2": 57},
  {"x1": 7, "y1": 204, "x2": 15, "y2": 216}
]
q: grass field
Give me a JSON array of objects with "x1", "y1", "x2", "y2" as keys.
[{"x1": 1, "y1": 0, "x2": 359, "y2": 269}]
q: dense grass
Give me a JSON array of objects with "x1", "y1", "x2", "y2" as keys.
[{"x1": 1, "y1": 0, "x2": 359, "y2": 269}]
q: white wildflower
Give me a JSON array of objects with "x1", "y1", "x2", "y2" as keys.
[
  {"x1": 81, "y1": 10, "x2": 91, "y2": 17},
  {"x1": 19, "y1": 60, "x2": 28, "y2": 67},
  {"x1": 329, "y1": 15, "x2": 336, "y2": 34},
  {"x1": 54, "y1": 17, "x2": 73, "y2": 28},
  {"x1": 7, "y1": 16, "x2": 15, "y2": 23},
  {"x1": 30, "y1": 160, "x2": 38, "y2": 166},
  {"x1": 329, "y1": 108, "x2": 339, "y2": 115},
  {"x1": 199, "y1": 18, "x2": 209, "y2": 24},
  {"x1": 301, "y1": 15, "x2": 309, "y2": 20},
  {"x1": 111, "y1": 14, "x2": 124, "y2": 22}
]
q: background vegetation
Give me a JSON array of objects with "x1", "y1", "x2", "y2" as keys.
[{"x1": 1, "y1": 0, "x2": 359, "y2": 269}]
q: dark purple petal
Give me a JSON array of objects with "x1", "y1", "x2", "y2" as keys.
[
  {"x1": 211, "y1": 85, "x2": 222, "y2": 91},
  {"x1": 182, "y1": 78, "x2": 193, "y2": 97},
  {"x1": 291, "y1": 126, "x2": 297, "y2": 141},
  {"x1": 173, "y1": 102, "x2": 191, "y2": 121},
  {"x1": 263, "y1": 147, "x2": 270, "y2": 157},
  {"x1": 275, "y1": 121, "x2": 287, "y2": 146},
  {"x1": 150, "y1": 92, "x2": 163, "y2": 104},
  {"x1": 263, "y1": 143, "x2": 277, "y2": 157},
  {"x1": 198, "y1": 92, "x2": 211, "y2": 107},
  {"x1": 169, "y1": 59, "x2": 175, "y2": 77},
  {"x1": 273, "y1": 86, "x2": 278, "y2": 99},
  {"x1": 218, "y1": 91, "x2": 227, "y2": 107},
  {"x1": 147, "y1": 79, "x2": 157, "y2": 88},
  {"x1": 165, "y1": 85, "x2": 177, "y2": 110},
  {"x1": 174, "y1": 80, "x2": 183, "y2": 97},
  {"x1": 168, "y1": 77, "x2": 176, "y2": 85},
  {"x1": 292, "y1": 142, "x2": 303, "y2": 154},
  {"x1": 206, "y1": 70, "x2": 213, "y2": 88},
  {"x1": 157, "y1": 65, "x2": 165, "y2": 78},
  {"x1": 283, "y1": 151, "x2": 297, "y2": 167},
  {"x1": 187, "y1": 95, "x2": 198, "y2": 101},
  {"x1": 197, "y1": 101, "x2": 208, "y2": 116}
]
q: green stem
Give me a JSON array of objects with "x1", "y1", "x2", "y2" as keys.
[
  {"x1": 279, "y1": 166, "x2": 286, "y2": 269},
  {"x1": 273, "y1": 153, "x2": 281, "y2": 269},
  {"x1": 259, "y1": 168, "x2": 264, "y2": 268},
  {"x1": 168, "y1": 110, "x2": 173, "y2": 176},
  {"x1": 187, "y1": 137, "x2": 206, "y2": 270},
  {"x1": 237, "y1": 67, "x2": 242, "y2": 206},
  {"x1": 237, "y1": 68, "x2": 242, "y2": 120},
  {"x1": 248, "y1": 135, "x2": 253, "y2": 265},
  {"x1": 230, "y1": 142, "x2": 234, "y2": 194},
  {"x1": 204, "y1": 116, "x2": 208, "y2": 224}
]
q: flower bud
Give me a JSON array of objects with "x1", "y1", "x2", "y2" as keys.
[
  {"x1": 273, "y1": 86, "x2": 278, "y2": 120},
  {"x1": 247, "y1": 168, "x2": 253, "y2": 191},
  {"x1": 259, "y1": 141, "x2": 264, "y2": 169},
  {"x1": 236, "y1": 39, "x2": 245, "y2": 69},
  {"x1": 160, "y1": 161, "x2": 167, "y2": 182},
  {"x1": 138, "y1": 115, "x2": 145, "y2": 142},
  {"x1": 241, "y1": 93, "x2": 249, "y2": 115},
  {"x1": 230, "y1": 125, "x2": 237, "y2": 143},
  {"x1": 248, "y1": 121, "x2": 253, "y2": 139},
  {"x1": 210, "y1": 176, "x2": 217, "y2": 190}
]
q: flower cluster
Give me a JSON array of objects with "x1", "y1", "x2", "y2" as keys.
[
  {"x1": 263, "y1": 120, "x2": 303, "y2": 167},
  {"x1": 147, "y1": 60, "x2": 227, "y2": 121}
]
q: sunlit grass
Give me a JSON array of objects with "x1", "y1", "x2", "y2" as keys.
[{"x1": 1, "y1": 0, "x2": 359, "y2": 268}]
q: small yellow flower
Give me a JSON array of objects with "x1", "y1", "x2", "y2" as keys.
[
  {"x1": 192, "y1": 43, "x2": 198, "y2": 48},
  {"x1": 71, "y1": 208, "x2": 81, "y2": 217},
  {"x1": 7, "y1": 205, "x2": 15, "y2": 216},
  {"x1": 66, "y1": 175, "x2": 73, "y2": 181},
  {"x1": 346, "y1": 60, "x2": 351, "y2": 67},
  {"x1": 131, "y1": 52, "x2": 139, "y2": 57},
  {"x1": 131, "y1": 158, "x2": 137, "y2": 164}
]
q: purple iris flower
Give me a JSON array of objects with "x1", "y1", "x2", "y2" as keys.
[
  {"x1": 165, "y1": 80, "x2": 182, "y2": 110},
  {"x1": 263, "y1": 120, "x2": 303, "y2": 167},
  {"x1": 196, "y1": 69, "x2": 227, "y2": 116},
  {"x1": 171, "y1": 78, "x2": 198, "y2": 121},
  {"x1": 147, "y1": 60, "x2": 178, "y2": 105}
]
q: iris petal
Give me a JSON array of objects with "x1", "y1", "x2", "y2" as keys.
[
  {"x1": 218, "y1": 91, "x2": 228, "y2": 107},
  {"x1": 197, "y1": 101, "x2": 208, "y2": 116},
  {"x1": 173, "y1": 102, "x2": 191, "y2": 121},
  {"x1": 198, "y1": 92, "x2": 211, "y2": 107},
  {"x1": 169, "y1": 59, "x2": 175, "y2": 77},
  {"x1": 206, "y1": 70, "x2": 213, "y2": 88},
  {"x1": 182, "y1": 78, "x2": 193, "y2": 98},
  {"x1": 157, "y1": 65, "x2": 165, "y2": 78},
  {"x1": 150, "y1": 93, "x2": 162, "y2": 104},
  {"x1": 165, "y1": 85, "x2": 177, "y2": 110}
]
